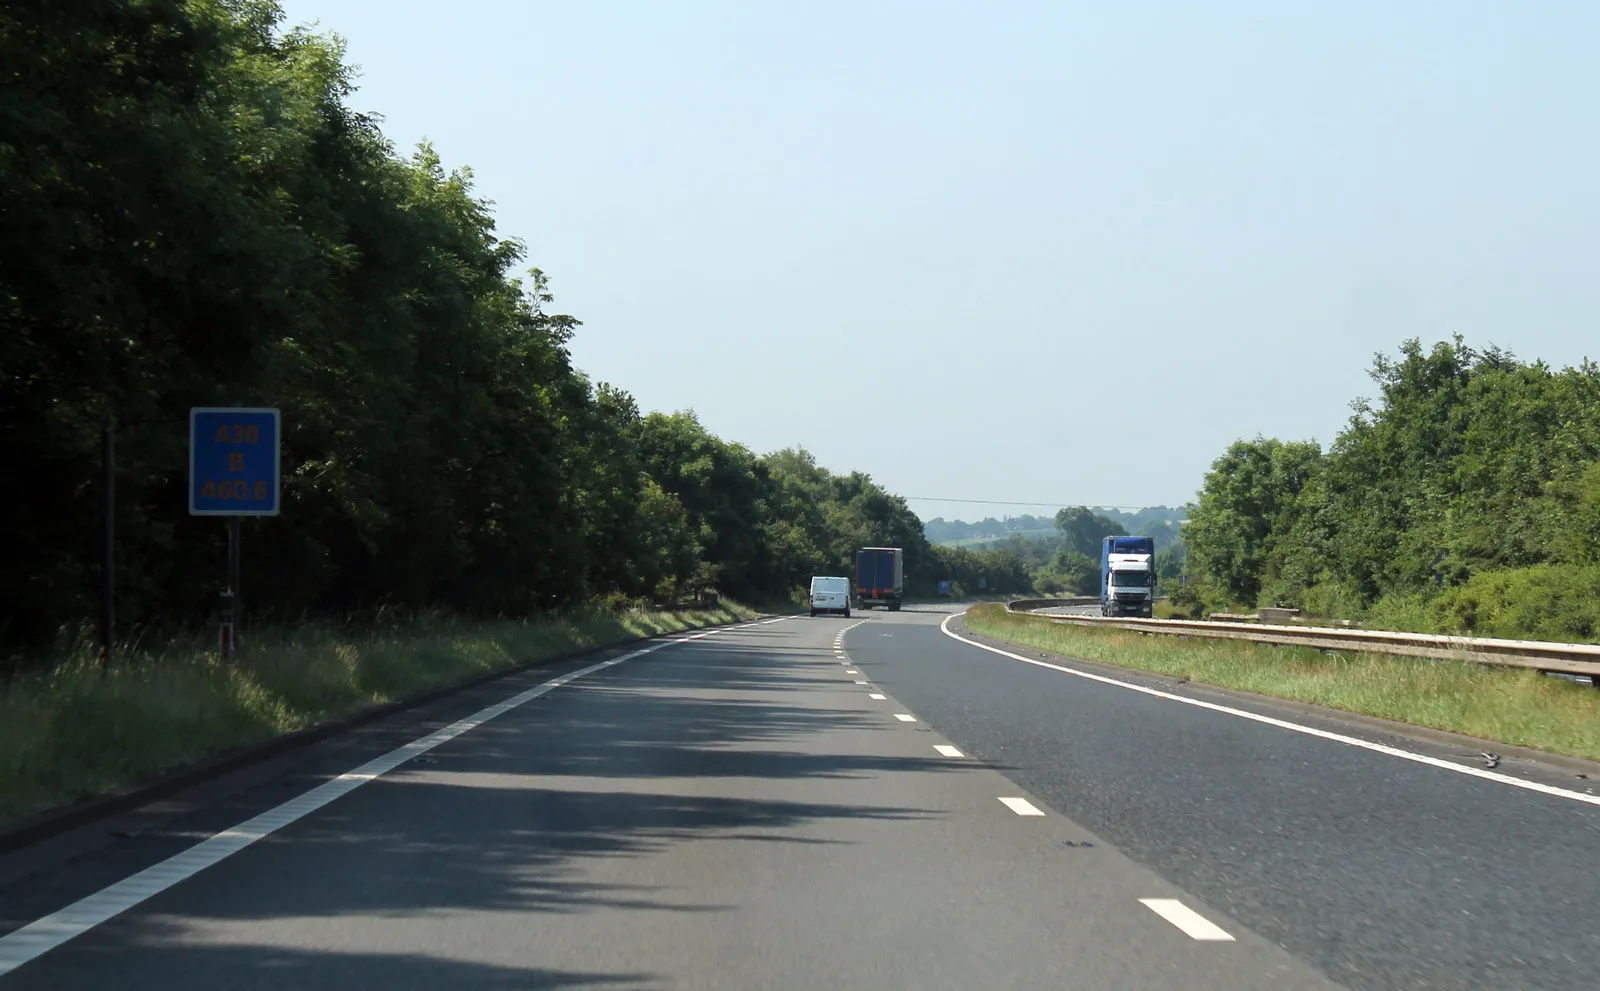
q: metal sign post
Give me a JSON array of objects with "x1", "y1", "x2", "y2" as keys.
[{"x1": 189, "y1": 407, "x2": 280, "y2": 660}]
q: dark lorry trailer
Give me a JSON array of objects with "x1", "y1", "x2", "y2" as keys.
[{"x1": 855, "y1": 547, "x2": 904, "y2": 610}]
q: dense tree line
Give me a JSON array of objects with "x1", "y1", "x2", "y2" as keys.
[
  {"x1": 1182, "y1": 338, "x2": 1600, "y2": 640},
  {"x1": 947, "y1": 507, "x2": 1184, "y2": 596},
  {"x1": 0, "y1": 0, "x2": 943, "y2": 658}
]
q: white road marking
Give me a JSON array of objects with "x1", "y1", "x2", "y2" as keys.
[
  {"x1": 854, "y1": 680, "x2": 869, "y2": 684},
  {"x1": 869, "y1": 693, "x2": 886, "y2": 700},
  {"x1": 1139, "y1": 899, "x2": 1235, "y2": 941},
  {"x1": 935, "y1": 745, "x2": 965, "y2": 758},
  {"x1": 846, "y1": 669, "x2": 859, "y2": 674},
  {"x1": 894, "y1": 713, "x2": 917, "y2": 722},
  {"x1": 999, "y1": 797, "x2": 1045, "y2": 816},
  {"x1": 0, "y1": 621, "x2": 746, "y2": 977},
  {"x1": 939, "y1": 614, "x2": 1600, "y2": 809}
]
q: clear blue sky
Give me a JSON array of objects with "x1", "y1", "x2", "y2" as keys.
[{"x1": 275, "y1": 0, "x2": 1599, "y2": 521}]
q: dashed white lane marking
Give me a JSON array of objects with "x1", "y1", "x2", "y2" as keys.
[
  {"x1": 854, "y1": 680, "x2": 869, "y2": 685},
  {"x1": 935, "y1": 745, "x2": 965, "y2": 758},
  {"x1": 939, "y1": 614, "x2": 1600, "y2": 809},
  {"x1": 1139, "y1": 899, "x2": 1236, "y2": 941},
  {"x1": 0, "y1": 622, "x2": 745, "y2": 977},
  {"x1": 894, "y1": 713, "x2": 917, "y2": 722},
  {"x1": 846, "y1": 669, "x2": 859, "y2": 674},
  {"x1": 869, "y1": 693, "x2": 886, "y2": 700},
  {"x1": 999, "y1": 797, "x2": 1045, "y2": 816}
]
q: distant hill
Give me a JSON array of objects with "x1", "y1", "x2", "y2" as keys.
[
  {"x1": 922, "y1": 514, "x2": 1056, "y2": 545},
  {"x1": 922, "y1": 506, "x2": 1188, "y2": 548}
]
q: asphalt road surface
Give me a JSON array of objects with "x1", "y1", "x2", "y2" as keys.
[{"x1": 1, "y1": 606, "x2": 1596, "y2": 989}]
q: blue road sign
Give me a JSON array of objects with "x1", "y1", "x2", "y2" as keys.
[
  {"x1": 938, "y1": 580, "x2": 951, "y2": 596},
  {"x1": 978, "y1": 577, "x2": 987, "y2": 589},
  {"x1": 189, "y1": 408, "x2": 281, "y2": 516}
]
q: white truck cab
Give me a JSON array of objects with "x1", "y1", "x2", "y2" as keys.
[
  {"x1": 809, "y1": 576, "x2": 852, "y2": 617},
  {"x1": 1104, "y1": 553, "x2": 1154, "y2": 617}
]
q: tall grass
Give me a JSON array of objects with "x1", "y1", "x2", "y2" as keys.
[
  {"x1": 964, "y1": 605, "x2": 1600, "y2": 761},
  {"x1": 0, "y1": 602, "x2": 759, "y2": 828}
]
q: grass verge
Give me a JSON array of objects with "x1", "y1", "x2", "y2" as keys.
[
  {"x1": 963, "y1": 604, "x2": 1600, "y2": 762},
  {"x1": 0, "y1": 602, "x2": 761, "y2": 829}
]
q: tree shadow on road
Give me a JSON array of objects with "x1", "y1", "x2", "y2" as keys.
[
  {"x1": 9, "y1": 939, "x2": 658, "y2": 991},
  {"x1": 8, "y1": 629, "x2": 983, "y2": 989}
]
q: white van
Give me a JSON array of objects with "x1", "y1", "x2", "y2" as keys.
[{"x1": 809, "y1": 576, "x2": 852, "y2": 617}]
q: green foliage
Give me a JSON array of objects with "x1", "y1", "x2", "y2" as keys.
[
  {"x1": 1185, "y1": 438, "x2": 1323, "y2": 606},
  {"x1": 1054, "y1": 506, "x2": 1127, "y2": 557},
  {"x1": 1035, "y1": 549, "x2": 1097, "y2": 595},
  {"x1": 924, "y1": 545, "x2": 1034, "y2": 597},
  {"x1": 1183, "y1": 338, "x2": 1600, "y2": 641},
  {"x1": 0, "y1": 2, "x2": 938, "y2": 663},
  {"x1": 1426, "y1": 565, "x2": 1600, "y2": 642},
  {"x1": 0, "y1": 601, "x2": 759, "y2": 826}
]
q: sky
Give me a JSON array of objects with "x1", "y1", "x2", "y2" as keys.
[{"x1": 275, "y1": 0, "x2": 1599, "y2": 521}]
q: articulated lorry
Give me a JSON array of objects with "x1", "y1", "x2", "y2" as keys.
[
  {"x1": 1100, "y1": 535, "x2": 1156, "y2": 617},
  {"x1": 855, "y1": 547, "x2": 904, "y2": 611}
]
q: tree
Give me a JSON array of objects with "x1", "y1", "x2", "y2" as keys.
[
  {"x1": 1184, "y1": 438, "x2": 1323, "y2": 606},
  {"x1": 1054, "y1": 507, "x2": 1126, "y2": 557}
]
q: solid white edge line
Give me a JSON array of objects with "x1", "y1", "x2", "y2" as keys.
[
  {"x1": 1139, "y1": 899, "x2": 1235, "y2": 941},
  {"x1": 935, "y1": 745, "x2": 965, "y2": 758},
  {"x1": 998, "y1": 796, "x2": 1045, "y2": 816},
  {"x1": 939, "y1": 614, "x2": 1600, "y2": 808},
  {"x1": 0, "y1": 618, "x2": 755, "y2": 976}
]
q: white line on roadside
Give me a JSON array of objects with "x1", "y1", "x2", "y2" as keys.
[
  {"x1": 935, "y1": 745, "x2": 965, "y2": 758},
  {"x1": 846, "y1": 669, "x2": 859, "y2": 674},
  {"x1": 1139, "y1": 899, "x2": 1235, "y2": 941},
  {"x1": 938, "y1": 614, "x2": 1600, "y2": 809},
  {"x1": 894, "y1": 713, "x2": 917, "y2": 722},
  {"x1": 999, "y1": 797, "x2": 1045, "y2": 816},
  {"x1": 0, "y1": 621, "x2": 747, "y2": 977},
  {"x1": 869, "y1": 693, "x2": 886, "y2": 700},
  {"x1": 854, "y1": 680, "x2": 869, "y2": 684}
]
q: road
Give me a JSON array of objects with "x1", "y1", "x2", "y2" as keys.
[{"x1": 1, "y1": 606, "x2": 1596, "y2": 989}]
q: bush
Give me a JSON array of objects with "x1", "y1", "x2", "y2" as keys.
[
  {"x1": 1427, "y1": 564, "x2": 1600, "y2": 643},
  {"x1": 1298, "y1": 581, "x2": 1367, "y2": 622},
  {"x1": 1360, "y1": 590, "x2": 1438, "y2": 633}
]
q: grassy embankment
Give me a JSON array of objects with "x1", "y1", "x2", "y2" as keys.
[
  {"x1": 963, "y1": 604, "x2": 1600, "y2": 761},
  {"x1": 0, "y1": 602, "x2": 760, "y2": 828}
]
